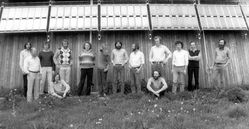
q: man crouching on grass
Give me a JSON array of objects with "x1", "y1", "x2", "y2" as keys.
[{"x1": 147, "y1": 70, "x2": 168, "y2": 99}]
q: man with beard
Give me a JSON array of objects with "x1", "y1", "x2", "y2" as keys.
[
  {"x1": 149, "y1": 36, "x2": 172, "y2": 78},
  {"x1": 147, "y1": 70, "x2": 168, "y2": 99},
  {"x1": 211, "y1": 39, "x2": 231, "y2": 88},
  {"x1": 53, "y1": 39, "x2": 73, "y2": 84},
  {"x1": 111, "y1": 41, "x2": 129, "y2": 94},
  {"x1": 19, "y1": 42, "x2": 32, "y2": 97},
  {"x1": 129, "y1": 43, "x2": 145, "y2": 94}
]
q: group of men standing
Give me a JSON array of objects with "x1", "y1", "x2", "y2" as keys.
[
  {"x1": 19, "y1": 39, "x2": 72, "y2": 102},
  {"x1": 19, "y1": 35, "x2": 231, "y2": 101}
]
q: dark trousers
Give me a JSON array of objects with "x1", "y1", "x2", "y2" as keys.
[
  {"x1": 188, "y1": 67, "x2": 199, "y2": 91},
  {"x1": 23, "y1": 74, "x2": 28, "y2": 97},
  {"x1": 78, "y1": 68, "x2": 93, "y2": 96},
  {"x1": 113, "y1": 65, "x2": 125, "y2": 94},
  {"x1": 97, "y1": 69, "x2": 108, "y2": 96}
]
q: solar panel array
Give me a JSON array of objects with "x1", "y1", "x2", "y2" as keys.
[
  {"x1": 0, "y1": 4, "x2": 248, "y2": 33},
  {"x1": 101, "y1": 4, "x2": 149, "y2": 30},
  {"x1": 0, "y1": 6, "x2": 48, "y2": 32},
  {"x1": 150, "y1": 4, "x2": 199, "y2": 30},
  {"x1": 49, "y1": 5, "x2": 98, "y2": 31},
  {"x1": 197, "y1": 5, "x2": 248, "y2": 30}
]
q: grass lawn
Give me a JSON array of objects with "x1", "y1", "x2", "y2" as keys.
[{"x1": 0, "y1": 88, "x2": 249, "y2": 129}]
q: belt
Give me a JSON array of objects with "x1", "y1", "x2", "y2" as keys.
[
  {"x1": 115, "y1": 64, "x2": 122, "y2": 66},
  {"x1": 131, "y1": 66, "x2": 141, "y2": 69},
  {"x1": 152, "y1": 61, "x2": 163, "y2": 64},
  {"x1": 29, "y1": 70, "x2": 40, "y2": 73}
]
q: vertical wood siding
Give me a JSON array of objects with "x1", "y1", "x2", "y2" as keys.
[{"x1": 0, "y1": 31, "x2": 248, "y2": 91}]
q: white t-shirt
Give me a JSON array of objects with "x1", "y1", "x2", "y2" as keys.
[
  {"x1": 149, "y1": 45, "x2": 172, "y2": 62},
  {"x1": 172, "y1": 49, "x2": 189, "y2": 66}
]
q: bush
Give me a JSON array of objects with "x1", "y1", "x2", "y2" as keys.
[
  {"x1": 239, "y1": 85, "x2": 249, "y2": 91},
  {"x1": 219, "y1": 87, "x2": 248, "y2": 103},
  {"x1": 226, "y1": 105, "x2": 248, "y2": 119}
]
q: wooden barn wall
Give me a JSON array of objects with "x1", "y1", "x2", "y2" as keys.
[
  {"x1": 92, "y1": 31, "x2": 207, "y2": 89},
  {"x1": 0, "y1": 31, "x2": 249, "y2": 91},
  {"x1": 203, "y1": 31, "x2": 249, "y2": 87}
]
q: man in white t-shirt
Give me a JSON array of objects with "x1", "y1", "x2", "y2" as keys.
[
  {"x1": 172, "y1": 41, "x2": 189, "y2": 94},
  {"x1": 149, "y1": 36, "x2": 172, "y2": 78}
]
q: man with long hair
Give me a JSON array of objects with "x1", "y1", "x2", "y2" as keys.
[
  {"x1": 19, "y1": 41, "x2": 32, "y2": 97},
  {"x1": 147, "y1": 70, "x2": 168, "y2": 99},
  {"x1": 78, "y1": 42, "x2": 95, "y2": 96},
  {"x1": 111, "y1": 41, "x2": 129, "y2": 94}
]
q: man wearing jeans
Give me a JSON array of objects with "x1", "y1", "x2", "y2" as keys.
[
  {"x1": 23, "y1": 48, "x2": 41, "y2": 102},
  {"x1": 39, "y1": 42, "x2": 55, "y2": 94},
  {"x1": 111, "y1": 41, "x2": 128, "y2": 94},
  {"x1": 19, "y1": 42, "x2": 32, "y2": 97},
  {"x1": 53, "y1": 39, "x2": 72, "y2": 84},
  {"x1": 172, "y1": 41, "x2": 189, "y2": 94},
  {"x1": 129, "y1": 43, "x2": 145, "y2": 94},
  {"x1": 149, "y1": 36, "x2": 172, "y2": 78},
  {"x1": 211, "y1": 39, "x2": 231, "y2": 88},
  {"x1": 97, "y1": 44, "x2": 110, "y2": 98}
]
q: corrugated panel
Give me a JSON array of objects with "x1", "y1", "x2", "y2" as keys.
[
  {"x1": 100, "y1": 4, "x2": 149, "y2": 30},
  {"x1": 197, "y1": 5, "x2": 247, "y2": 30},
  {"x1": 0, "y1": 6, "x2": 48, "y2": 33},
  {"x1": 150, "y1": 4, "x2": 199, "y2": 30},
  {"x1": 49, "y1": 5, "x2": 98, "y2": 31},
  {"x1": 241, "y1": 5, "x2": 249, "y2": 29}
]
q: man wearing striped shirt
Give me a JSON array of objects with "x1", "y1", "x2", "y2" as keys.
[
  {"x1": 172, "y1": 41, "x2": 189, "y2": 94},
  {"x1": 78, "y1": 42, "x2": 95, "y2": 96}
]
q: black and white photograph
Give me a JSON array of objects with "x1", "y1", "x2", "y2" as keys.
[{"x1": 0, "y1": 0, "x2": 249, "y2": 128}]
